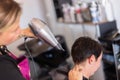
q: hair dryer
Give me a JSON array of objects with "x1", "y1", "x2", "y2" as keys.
[{"x1": 28, "y1": 18, "x2": 64, "y2": 51}]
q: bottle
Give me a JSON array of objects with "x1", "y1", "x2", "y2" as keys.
[
  {"x1": 102, "y1": 0, "x2": 114, "y2": 21},
  {"x1": 70, "y1": 6, "x2": 76, "y2": 23},
  {"x1": 90, "y1": 1, "x2": 99, "y2": 24},
  {"x1": 97, "y1": 2, "x2": 107, "y2": 22},
  {"x1": 62, "y1": 3, "x2": 71, "y2": 23},
  {"x1": 81, "y1": 2, "x2": 91, "y2": 22},
  {"x1": 74, "y1": 4, "x2": 83, "y2": 23}
]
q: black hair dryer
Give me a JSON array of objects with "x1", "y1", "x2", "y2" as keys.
[{"x1": 28, "y1": 18, "x2": 64, "y2": 51}]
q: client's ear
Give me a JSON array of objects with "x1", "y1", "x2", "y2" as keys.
[{"x1": 88, "y1": 55, "x2": 96, "y2": 65}]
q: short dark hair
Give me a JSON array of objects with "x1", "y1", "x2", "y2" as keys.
[{"x1": 71, "y1": 37, "x2": 102, "y2": 64}]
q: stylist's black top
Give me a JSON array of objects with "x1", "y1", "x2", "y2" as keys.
[
  {"x1": 0, "y1": 54, "x2": 26, "y2": 80},
  {"x1": 83, "y1": 76, "x2": 89, "y2": 80}
]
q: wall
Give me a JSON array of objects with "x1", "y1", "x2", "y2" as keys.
[{"x1": 16, "y1": 0, "x2": 46, "y2": 28}]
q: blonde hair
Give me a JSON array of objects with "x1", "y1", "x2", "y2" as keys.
[{"x1": 0, "y1": 0, "x2": 21, "y2": 31}]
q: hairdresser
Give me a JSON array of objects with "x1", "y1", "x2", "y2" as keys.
[{"x1": 0, "y1": 0, "x2": 35, "y2": 80}]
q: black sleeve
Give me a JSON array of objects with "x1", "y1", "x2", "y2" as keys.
[
  {"x1": 0, "y1": 55, "x2": 26, "y2": 80},
  {"x1": 83, "y1": 76, "x2": 89, "y2": 80}
]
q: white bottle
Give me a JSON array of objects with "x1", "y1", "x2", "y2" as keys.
[
  {"x1": 62, "y1": 3, "x2": 71, "y2": 23},
  {"x1": 90, "y1": 1, "x2": 99, "y2": 23},
  {"x1": 75, "y1": 4, "x2": 83, "y2": 23},
  {"x1": 70, "y1": 6, "x2": 76, "y2": 23},
  {"x1": 98, "y1": 2, "x2": 107, "y2": 22},
  {"x1": 102, "y1": 0, "x2": 114, "y2": 21}
]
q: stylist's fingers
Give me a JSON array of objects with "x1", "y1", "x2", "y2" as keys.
[
  {"x1": 68, "y1": 66, "x2": 82, "y2": 80},
  {"x1": 20, "y1": 27, "x2": 36, "y2": 38}
]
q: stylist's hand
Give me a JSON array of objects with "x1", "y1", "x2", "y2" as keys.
[
  {"x1": 21, "y1": 27, "x2": 36, "y2": 38},
  {"x1": 68, "y1": 66, "x2": 82, "y2": 80}
]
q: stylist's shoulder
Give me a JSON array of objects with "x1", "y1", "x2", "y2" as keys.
[{"x1": 68, "y1": 66, "x2": 83, "y2": 80}]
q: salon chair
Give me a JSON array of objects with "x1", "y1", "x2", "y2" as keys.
[{"x1": 98, "y1": 20, "x2": 120, "y2": 80}]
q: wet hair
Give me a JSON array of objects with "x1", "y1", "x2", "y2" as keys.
[
  {"x1": 0, "y1": 0, "x2": 21, "y2": 30},
  {"x1": 71, "y1": 37, "x2": 102, "y2": 64}
]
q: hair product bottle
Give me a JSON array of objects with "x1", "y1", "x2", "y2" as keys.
[{"x1": 102, "y1": 0, "x2": 114, "y2": 21}]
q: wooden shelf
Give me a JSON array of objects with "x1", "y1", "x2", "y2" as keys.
[{"x1": 57, "y1": 19, "x2": 108, "y2": 25}]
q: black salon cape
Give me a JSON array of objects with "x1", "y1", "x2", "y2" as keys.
[
  {"x1": 83, "y1": 76, "x2": 88, "y2": 80},
  {"x1": 0, "y1": 54, "x2": 26, "y2": 80}
]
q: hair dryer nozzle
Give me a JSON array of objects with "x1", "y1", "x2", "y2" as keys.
[
  {"x1": 56, "y1": 43, "x2": 65, "y2": 51},
  {"x1": 28, "y1": 18, "x2": 64, "y2": 51}
]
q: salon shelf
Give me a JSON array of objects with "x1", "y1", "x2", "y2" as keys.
[{"x1": 57, "y1": 20, "x2": 108, "y2": 26}]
